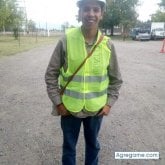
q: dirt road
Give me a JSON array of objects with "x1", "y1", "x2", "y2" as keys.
[{"x1": 0, "y1": 40, "x2": 165, "y2": 165}]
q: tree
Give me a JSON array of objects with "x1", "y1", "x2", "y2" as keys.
[
  {"x1": 100, "y1": 0, "x2": 121, "y2": 35},
  {"x1": 0, "y1": 0, "x2": 10, "y2": 32},
  {"x1": 118, "y1": 0, "x2": 138, "y2": 39},
  {"x1": 136, "y1": 20, "x2": 151, "y2": 29},
  {"x1": 100, "y1": 0, "x2": 139, "y2": 36},
  {"x1": 151, "y1": 0, "x2": 165, "y2": 22},
  {"x1": 151, "y1": 11, "x2": 165, "y2": 22},
  {"x1": 0, "y1": 0, "x2": 25, "y2": 33}
]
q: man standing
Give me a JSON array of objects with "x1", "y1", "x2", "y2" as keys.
[{"x1": 45, "y1": 0, "x2": 123, "y2": 164}]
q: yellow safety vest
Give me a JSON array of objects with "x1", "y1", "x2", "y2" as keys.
[{"x1": 60, "y1": 27, "x2": 111, "y2": 112}]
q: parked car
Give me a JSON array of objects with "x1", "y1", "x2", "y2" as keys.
[{"x1": 130, "y1": 28, "x2": 151, "y2": 41}]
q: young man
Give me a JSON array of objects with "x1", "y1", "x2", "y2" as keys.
[{"x1": 45, "y1": 0, "x2": 123, "y2": 164}]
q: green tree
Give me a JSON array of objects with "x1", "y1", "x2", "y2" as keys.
[
  {"x1": 118, "y1": 0, "x2": 138, "y2": 39},
  {"x1": 0, "y1": 0, "x2": 25, "y2": 33},
  {"x1": 151, "y1": 0, "x2": 165, "y2": 22},
  {"x1": 0, "y1": 0, "x2": 10, "y2": 32},
  {"x1": 100, "y1": 0, "x2": 139, "y2": 36},
  {"x1": 136, "y1": 20, "x2": 151, "y2": 29},
  {"x1": 151, "y1": 11, "x2": 165, "y2": 22},
  {"x1": 100, "y1": 0, "x2": 121, "y2": 35}
]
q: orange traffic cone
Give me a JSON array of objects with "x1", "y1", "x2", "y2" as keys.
[{"x1": 160, "y1": 39, "x2": 165, "y2": 53}]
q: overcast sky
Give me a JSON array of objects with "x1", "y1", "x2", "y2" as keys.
[
  {"x1": 137, "y1": 0, "x2": 160, "y2": 21},
  {"x1": 19, "y1": 0, "x2": 160, "y2": 28}
]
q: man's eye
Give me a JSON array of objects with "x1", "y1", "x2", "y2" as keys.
[
  {"x1": 82, "y1": 7, "x2": 101, "y2": 13},
  {"x1": 93, "y1": 7, "x2": 100, "y2": 13},
  {"x1": 83, "y1": 7, "x2": 90, "y2": 12}
]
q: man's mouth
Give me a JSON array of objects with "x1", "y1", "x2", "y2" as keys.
[{"x1": 86, "y1": 19, "x2": 95, "y2": 23}]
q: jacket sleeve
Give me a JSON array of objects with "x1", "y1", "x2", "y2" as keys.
[
  {"x1": 106, "y1": 40, "x2": 123, "y2": 107},
  {"x1": 45, "y1": 37, "x2": 65, "y2": 106}
]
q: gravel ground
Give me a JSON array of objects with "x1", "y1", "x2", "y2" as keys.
[{"x1": 0, "y1": 40, "x2": 165, "y2": 165}]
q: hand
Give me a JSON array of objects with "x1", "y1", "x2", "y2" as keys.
[
  {"x1": 98, "y1": 105, "x2": 111, "y2": 116},
  {"x1": 56, "y1": 103, "x2": 70, "y2": 116}
]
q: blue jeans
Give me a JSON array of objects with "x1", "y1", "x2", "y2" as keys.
[{"x1": 61, "y1": 115, "x2": 103, "y2": 165}]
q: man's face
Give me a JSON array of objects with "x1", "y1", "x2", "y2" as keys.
[{"x1": 79, "y1": 1, "x2": 103, "y2": 30}]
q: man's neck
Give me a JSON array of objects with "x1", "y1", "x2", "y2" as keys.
[{"x1": 81, "y1": 26, "x2": 98, "y2": 44}]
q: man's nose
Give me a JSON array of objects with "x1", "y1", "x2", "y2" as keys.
[{"x1": 87, "y1": 9, "x2": 95, "y2": 16}]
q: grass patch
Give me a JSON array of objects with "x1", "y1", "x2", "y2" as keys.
[
  {"x1": 0, "y1": 35, "x2": 61, "y2": 57},
  {"x1": 0, "y1": 34, "x2": 132, "y2": 57}
]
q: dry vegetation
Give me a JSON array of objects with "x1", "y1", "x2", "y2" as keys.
[{"x1": 0, "y1": 35, "x2": 60, "y2": 57}]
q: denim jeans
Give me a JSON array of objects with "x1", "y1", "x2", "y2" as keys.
[{"x1": 61, "y1": 115, "x2": 103, "y2": 165}]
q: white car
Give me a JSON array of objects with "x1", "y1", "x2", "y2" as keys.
[
  {"x1": 136, "y1": 32, "x2": 151, "y2": 41},
  {"x1": 130, "y1": 28, "x2": 151, "y2": 41}
]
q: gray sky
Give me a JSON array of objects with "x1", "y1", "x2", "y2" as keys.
[
  {"x1": 137, "y1": 0, "x2": 160, "y2": 21},
  {"x1": 21, "y1": 0, "x2": 160, "y2": 27}
]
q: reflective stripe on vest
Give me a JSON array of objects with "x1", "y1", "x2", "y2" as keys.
[
  {"x1": 60, "y1": 27, "x2": 111, "y2": 112},
  {"x1": 61, "y1": 74, "x2": 108, "y2": 83},
  {"x1": 64, "y1": 88, "x2": 107, "y2": 99}
]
